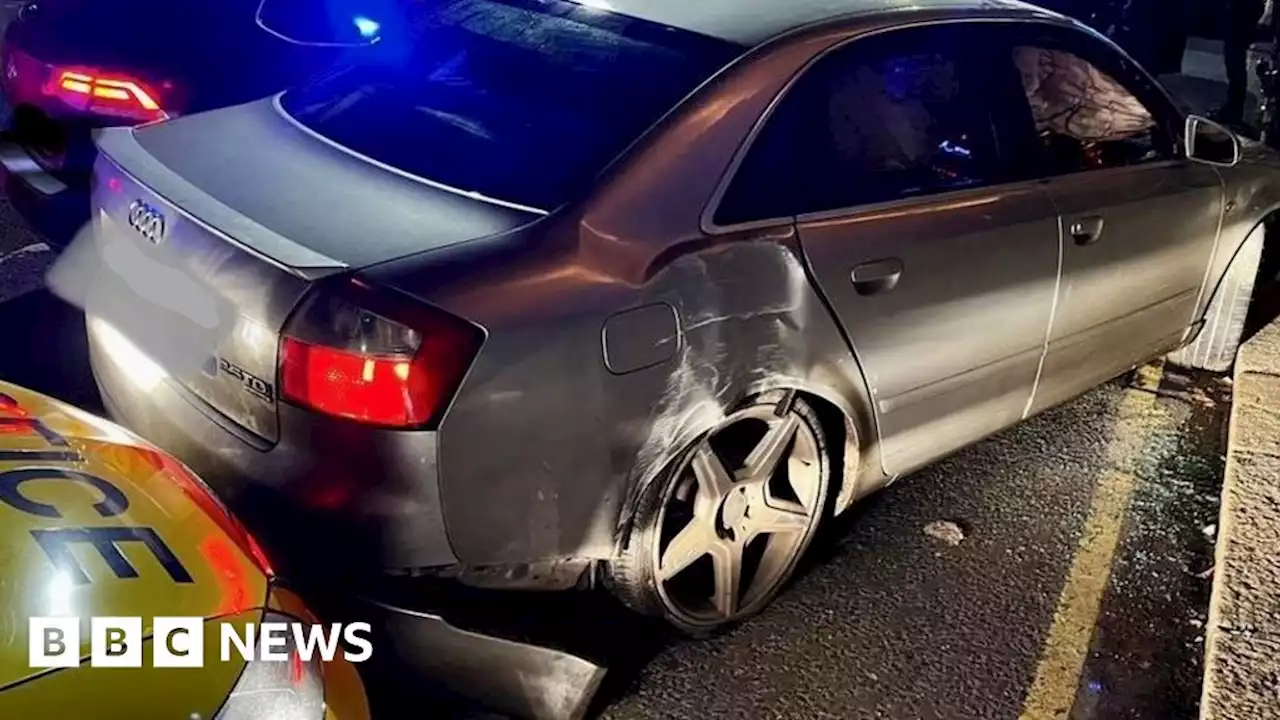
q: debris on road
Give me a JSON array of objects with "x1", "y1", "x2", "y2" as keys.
[
  {"x1": 1202, "y1": 523, "x2": 1217, "y2": 539},
  {"x1": 923, "y1": 520, "x2": 966, "y2": 547},
  {"x1": 0, "y1": 241, "x2": 49, "y2": 265},
  {"x1": 0, "y1": 240, "x2": 53, "y2": 304}
]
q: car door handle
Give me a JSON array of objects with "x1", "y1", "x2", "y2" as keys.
[
  {"x1": 1070, "y1": 215, "x2": 1105, "y2": 246},
  {"x1": 851, "y1": 258, "x2": 904, "y2": 296}
]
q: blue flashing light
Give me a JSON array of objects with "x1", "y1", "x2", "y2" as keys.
[{"x1": 353, "y1": 16, "x2": 381, "y2": 38}]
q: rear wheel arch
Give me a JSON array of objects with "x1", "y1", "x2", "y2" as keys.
[
  {"x1": 729, "y1": 385, "x2": 868, "y2": 518},
  {"x1": 789, "y1": 388, "x2": 869, "y2": 517},
  {"x1": 612, "y1": 380, "x2": 874, "y2": 555}
]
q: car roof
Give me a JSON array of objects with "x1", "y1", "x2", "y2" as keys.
[{"x1": 584, "y1": 0, "x2": 1060, "y2": 46}]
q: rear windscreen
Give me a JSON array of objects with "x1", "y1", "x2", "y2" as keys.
[{"x1": 280, "y1": 0, "x2": 742, "y2": 211}]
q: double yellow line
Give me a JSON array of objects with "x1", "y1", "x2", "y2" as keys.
[{"x1": 1019, "y1": 361, "x2": 1166, "y2": 720}]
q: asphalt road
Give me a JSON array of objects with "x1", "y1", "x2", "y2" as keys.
[
  {"x1": 596, "y1": 363, "x2": 1229, "y2": 720},
  {"x1": 0, "y1": 184, "x2": 1236, "y2": 719}
]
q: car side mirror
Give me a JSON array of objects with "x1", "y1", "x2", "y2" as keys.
[{"x1": 1185, "y1": 115, "x2": 1241, "y2": 167}]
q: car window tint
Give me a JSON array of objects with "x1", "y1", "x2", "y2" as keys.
[
  {"x1": 714, "y1": 26, "x2": 1004, "y2": 226},
  {"x1": 1012, "y1": 45, "x2": 1165, "y2": 173},
  {"x1": 818, "y1": 49, "x2": 999, "y2": 207},
  {"x1": 284, "y1": 0, "x2": 743, "y2": 212}
]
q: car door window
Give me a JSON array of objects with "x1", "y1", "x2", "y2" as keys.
[
  {"x1": 714, "y1": 25, "x2": 1007, "y2": 227},
  {"x1": 1008, "y1": 32, "x2": 1178, "y2": 175},
  {"x1": 820, "y1": 49, "x2": 1000, "y2": 205}
]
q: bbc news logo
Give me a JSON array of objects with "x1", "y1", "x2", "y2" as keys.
[{"x1": 29, "y1": 617, "x2": 373, "y2": 668}]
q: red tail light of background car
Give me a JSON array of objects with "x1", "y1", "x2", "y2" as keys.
[
  {"x1": 44, "y1": 67, "x2": 168, "y2": 121},
  {"x1": 0, "y1": 47, "x2": 171, "y2": 122}
]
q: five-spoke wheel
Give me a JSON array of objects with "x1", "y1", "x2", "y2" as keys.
[{"x1": 610, "y1": 395, "x2": 831, "y2": 634}]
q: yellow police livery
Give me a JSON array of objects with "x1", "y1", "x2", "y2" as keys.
[{"x1": 0, "y1": 381, "x2": 370, "y2": 719}]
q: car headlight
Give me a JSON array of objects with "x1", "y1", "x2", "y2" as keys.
[{"x1": 213, "y1": 611, "x2": 326, "y2": 720}]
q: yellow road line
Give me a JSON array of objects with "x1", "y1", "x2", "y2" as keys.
[{"x1": 1019, "y1": 361, "x2": 1166, "y2": 720}]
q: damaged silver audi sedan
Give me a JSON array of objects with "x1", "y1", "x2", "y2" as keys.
[{"x1": 59, "y1": 0, "x2": 1280, "y2": 634}]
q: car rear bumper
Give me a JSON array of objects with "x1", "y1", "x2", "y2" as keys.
[
  {"x1": 89, "y1": 316, "x2": 609, "y2": 720},
  {"x1": 359, "y1": 598, "x2": 607, "y2": 720},
  {"x1": 87, "y1": 314, "x2": 460, "y2": 576}
]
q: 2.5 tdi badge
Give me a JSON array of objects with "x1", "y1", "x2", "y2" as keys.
[{"x1": 218, "y1": 358, "x2": 273, "y2": 403}]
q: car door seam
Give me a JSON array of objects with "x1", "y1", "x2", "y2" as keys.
[
  {"x1": 1023, "y1": 207, "x2": 1064, "y2": 420},
  {"x1": 790, "y1": 226, "x2": 887, "y2": 471}
]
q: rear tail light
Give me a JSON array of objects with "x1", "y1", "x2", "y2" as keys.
[
  {"x1": 279, "y1": 277, "x2": 483, "y2": 428},
  {"x1": 44, "y1": 67, "x2": 167, "y2": 121}
]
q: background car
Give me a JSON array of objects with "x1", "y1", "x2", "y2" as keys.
[
  {"x1": 0, "y1": 0, "x2": 389, "y2": 242},
  {"x1": 57, "y1": 0, "x2": 1278, "y2": 636},
  {"x1": 0, "y1": 380, "x2": 371, "y2": 719}
]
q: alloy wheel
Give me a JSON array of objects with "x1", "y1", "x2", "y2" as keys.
[{"x1": 651, "y1": 403, "x2": 825, "y2": 628}]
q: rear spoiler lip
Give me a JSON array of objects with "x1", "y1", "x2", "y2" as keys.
[{"x1": 92, "y1": 124, "x2": 348, "y2": 281}]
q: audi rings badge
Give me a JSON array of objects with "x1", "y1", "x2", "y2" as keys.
[{"x1": 127, "y1": 200, "x2": 167, "y2": 244}]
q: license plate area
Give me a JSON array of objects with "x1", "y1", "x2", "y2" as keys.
[{"x1": 75, "y1": 202, "x2": 308, "y2": 445}]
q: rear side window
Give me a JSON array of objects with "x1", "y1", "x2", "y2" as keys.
[
  {"x1": 715, "y1": 25, "x2": 1006, "y2": 227},
  {"x1": 282, "y1": 0, "x2": 741, "y2": 212}
]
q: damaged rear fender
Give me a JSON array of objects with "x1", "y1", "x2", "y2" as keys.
[{"x1": 611, "y1": 376, "x2": 876, "y2": 556}]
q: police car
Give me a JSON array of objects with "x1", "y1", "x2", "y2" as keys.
[
  {"x1": 0, "y1": 0, "x2": 391, "y2": 243},
  {"x1": 0, "y1": 380, "x2": 371, "y2": 719}
]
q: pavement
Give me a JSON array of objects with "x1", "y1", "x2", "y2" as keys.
[
  {"x1": 0, "y1": 33, "x2": 1258, "y2": 720},
  {"x1": 1163, "y1": 37, "x2": 1232, "y2": 108},
  {"x1": 1159, "y1": 38, "x2": 1257, "y2": 124},
  {"x1": 1200, "y1": 320, "x2": 1280, "y2": 720}
]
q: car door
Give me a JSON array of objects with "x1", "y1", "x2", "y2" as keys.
[
  {"x1": 998, "y1": 24, "x2": 1225, "y2": 414},
  {"x1": 712, "y1": 23, "x2": 1061, "y2": 477}
]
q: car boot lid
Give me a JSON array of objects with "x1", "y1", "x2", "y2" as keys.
[{"x1": 93, "y1": 96, "x2": 539, "y2": 274}]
